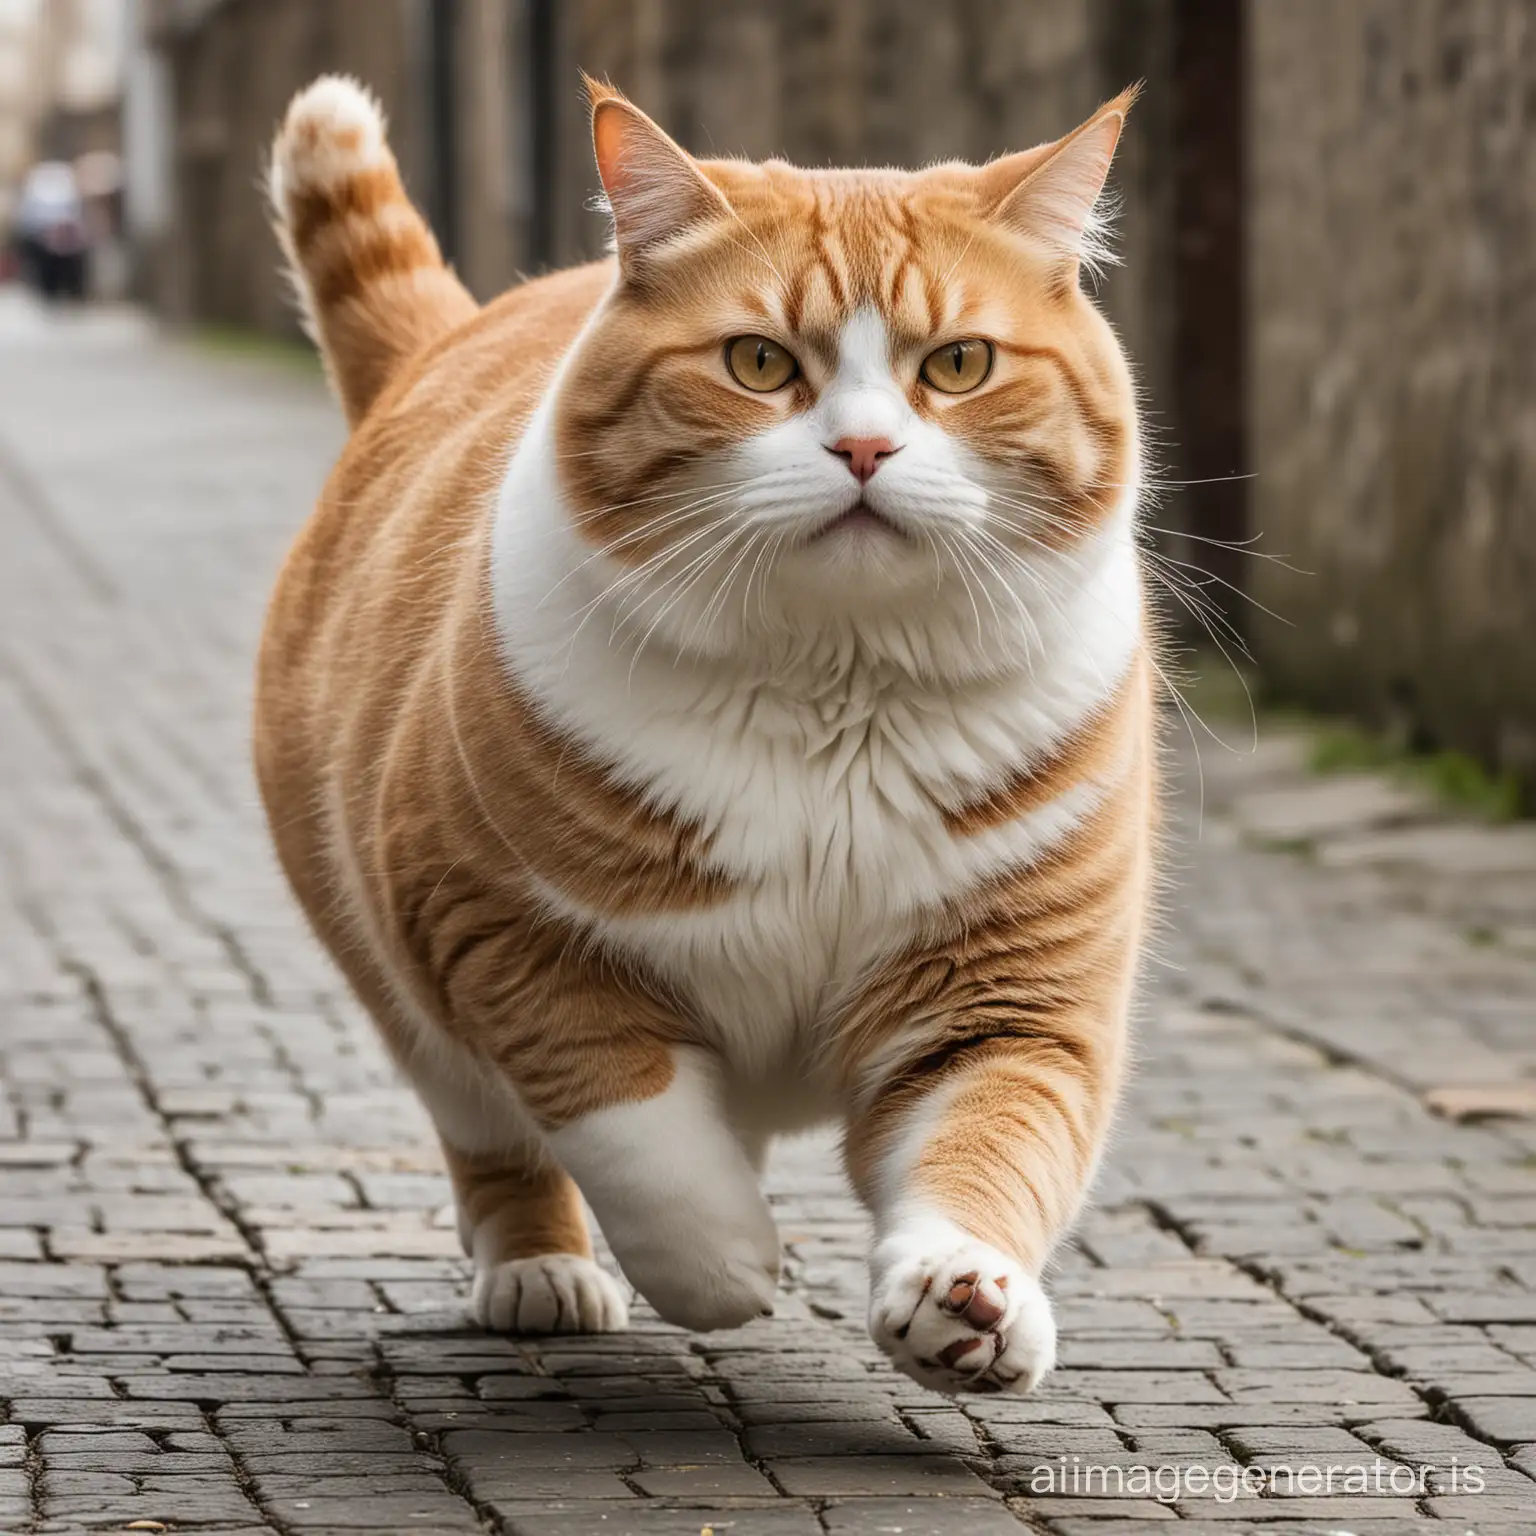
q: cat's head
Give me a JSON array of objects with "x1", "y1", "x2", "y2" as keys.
[{"x1": 551, "y1": 81, "x2": 1141, "y2": 670}]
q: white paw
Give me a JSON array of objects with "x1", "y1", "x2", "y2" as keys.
[
  {"x1": 471, "y1": 1253, "x2": 629, "y2": 1334},
  {"x1": 868, "y1": 1218, "x2": 1056, "y2": 1395},
  {"x1": 619, "y1": 1226, "x2": 780, "y2": 1332}
]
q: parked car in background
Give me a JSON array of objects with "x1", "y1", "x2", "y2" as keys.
[{"x1": 12, "y1": 162, "x2": 89, "y2": 300}]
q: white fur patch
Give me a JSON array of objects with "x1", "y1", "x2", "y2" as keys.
[
  {"x1": 817, "y1": 305, "x2": 908, "y2": 445},
  {"x1": 472, "y1": 1252, "x2": 628, "y2": 1334},
  {"x1": 270, "y1": 75, "x2": 388, "y2": 205},
  {"x1": 868, "y1": 1211, "x2": 1057, "y2": 1394}
]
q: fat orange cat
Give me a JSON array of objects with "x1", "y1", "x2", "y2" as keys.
[{"x1": 256, "y1": 75, "x2": 1156, "y2": 1394}]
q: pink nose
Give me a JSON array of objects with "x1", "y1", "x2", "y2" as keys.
[{"x1": 829, "y1": 437, "x2": 899, "y2": 485}]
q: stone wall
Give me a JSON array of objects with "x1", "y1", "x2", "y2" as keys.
[
  {"x1": 145, "y1": 0, "x2": 423, "y2": 328},
  {"x1": 1247, "y1": 0, "x2": 1536, "y2": 783}
]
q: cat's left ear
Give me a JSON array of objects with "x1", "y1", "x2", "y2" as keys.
[
  {"x1": 979, "y1": 85, "x2": 1139, "y2": 273},
  {"x1": 586, "y1": 76, "x2": 732, "y2": 275}
]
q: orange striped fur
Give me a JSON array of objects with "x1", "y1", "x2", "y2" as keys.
[
  {"x1": 268, "y1": 78, "x2": 477, "y2": 423},
  {"x1": 256, "y1": 76, "x2": 1157, "y2": 1390}
]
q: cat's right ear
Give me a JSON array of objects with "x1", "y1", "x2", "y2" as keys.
[
  {"x1": 586, "y1": 77, "x2": 732, "y2": 275},
  {"x1": 976, "y1": 85, "x2": 1139, "y2": 280}
]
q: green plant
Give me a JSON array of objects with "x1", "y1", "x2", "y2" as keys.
[
  {"x1": 1308, "y1": 725, "x2": 1523, "y2": 821},
  {"x1": 191, "y1": 325, "x2": 324, "y2": 375}
]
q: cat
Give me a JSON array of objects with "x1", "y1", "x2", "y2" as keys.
[{"x1": 256, "y1": 73, "x2": 1156, "y2": 1395}]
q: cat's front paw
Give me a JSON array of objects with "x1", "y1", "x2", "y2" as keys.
[
  {"x1": 472, "y1": 1253, "x2": 629, "y2": 1334},
  {"x1": 868, "y1": 1218, "x2": 1055, "y2": 1395}
]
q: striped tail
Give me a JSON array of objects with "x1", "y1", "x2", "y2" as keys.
[{"x1": 269, "y1": 76, "x2": 477, "y2": 425}]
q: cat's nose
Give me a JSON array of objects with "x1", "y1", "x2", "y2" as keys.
[{"x1": 828, "y1": 437, "x2": 900, "y2": 485}]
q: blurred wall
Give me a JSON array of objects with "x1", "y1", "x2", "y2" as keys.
[
  {"x1": 1248, "y1": 0, "x2": 1536, "y2": 784},
  {"x1": 141, "y1": 0, "x2": 427, "y2": 325}
]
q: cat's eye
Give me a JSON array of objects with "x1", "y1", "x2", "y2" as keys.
[
  {"x1": 921, "y1": 339, "x2": 993, "y2": 395},
  {"x1": 726, "y1": 335, "x2": 799, "y2": 393}
]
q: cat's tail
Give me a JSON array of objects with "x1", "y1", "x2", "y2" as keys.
[{"x1": 269, "y1": 76, "x2": 477, "y2": 425}]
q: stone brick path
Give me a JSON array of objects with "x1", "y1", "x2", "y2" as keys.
[{"x1": 1, "y1": 294, "x2": 1534, "y2": 1534}]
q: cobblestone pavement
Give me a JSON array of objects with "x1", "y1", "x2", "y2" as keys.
[{"x1": 2, "y1": 294, "x2": 1535, "y2": 1535}]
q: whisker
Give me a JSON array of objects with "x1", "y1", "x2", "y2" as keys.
[
  {"x1": 629, "y1": 523, "x2": 757, "y2": 683},
  {"x1": 960, "y1": 524, "x2": 1048, "y2": 663},
  {"x1": 553, "y1": 509, "x2": 740, "y2": 679},
  {"x1": 1143, "y1": 523, "x2": 1308, "y2": 574},
  {"x1": 537, "y1": 489, "x2": 745, "y2": 607},
  {"x1": 688, "y1": 526, "x2": 766, "y2": 654},
  {"x1": 969, "y1": 503, "x2": 1254, "y2": 803},
  {"x1": 742, "y1": 526, "x2": 783, "y2": 633},
  {"x1": 933, "y1": 528, "x2": 986, "y2": 648},
  {"x1": 1143, "y1": 548, "x2": 1291, "y2": 627},
  {"x1": 947, "y1": 528, "x2": 1008, "y2": 638},
  {"x1": 1145, "y1": 564, "x2": 1254, "y2": 667},
  {"x1": 564, "y1": 477, "x2": 754, "y2": 528}
]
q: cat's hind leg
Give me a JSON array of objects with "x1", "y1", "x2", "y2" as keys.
[
  {"x1": 416, "y1": 1052, "x2": 628, "y2": 1334},
  {"x1": 414, "y1": 941, "x2": 778, "y2": 1331},
  {"x1": 443, "y1": 1139, "x2": 628, "y2": 1333},
  {"x1": 548, "y1": 1046, "x2": 780, "y2": 1331}
]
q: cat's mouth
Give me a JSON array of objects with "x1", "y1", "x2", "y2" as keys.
[{"x1": 807, "y1": 500, "x2": 908, "y2": 544}]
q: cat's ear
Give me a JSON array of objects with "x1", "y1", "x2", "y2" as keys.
[
  {"x1": 980, "y1": 85, "x2": 1138, "y2": 274},
  {"x1": 586, "y1": 76, "x2": 732, "y2": 272}
]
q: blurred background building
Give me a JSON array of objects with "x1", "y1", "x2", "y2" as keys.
[
  {"x1": 0, "y1": 0, "x2": 125, "y2": 300},
  {"x1": 2, "y1": 0, "x2": 1531, "y2": 801},
  {"x1": 0, "y1": 0, "x2": 125, "y2": 230}
]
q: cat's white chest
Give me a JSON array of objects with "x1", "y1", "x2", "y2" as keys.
[{"x1": 525, "y1": 668, "x2": 1100, "y2": 1089}]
